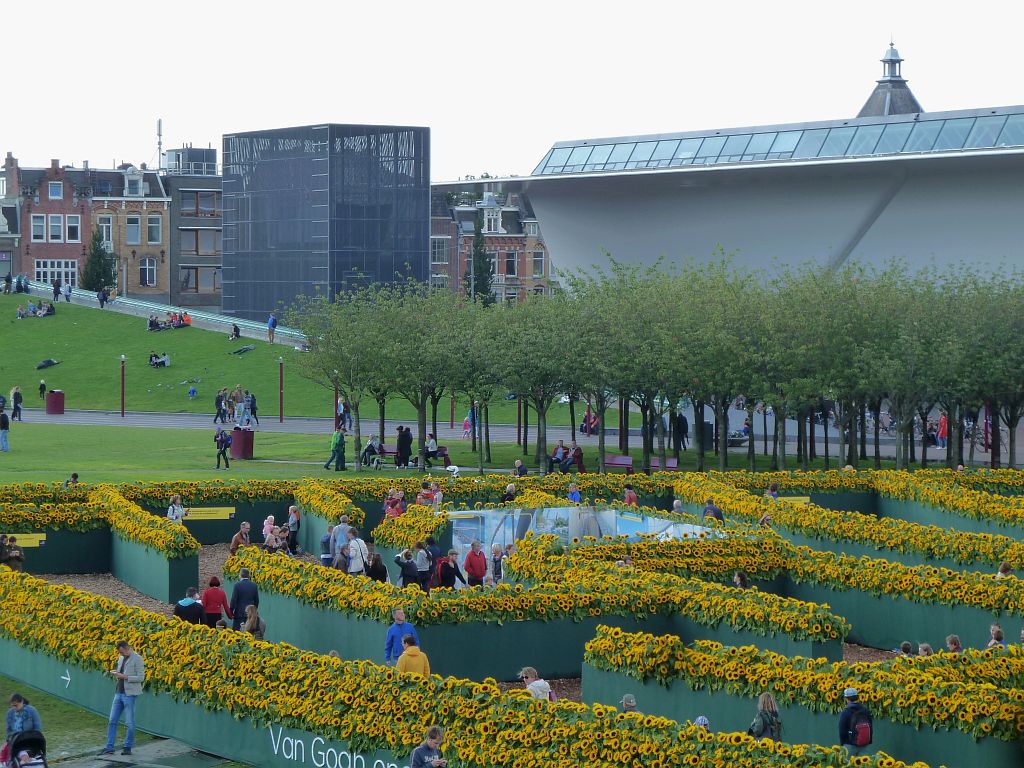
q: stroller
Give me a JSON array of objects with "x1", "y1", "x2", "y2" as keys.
[{"x1": 6, "y1": 730, "x2": 47, "y2": 768}]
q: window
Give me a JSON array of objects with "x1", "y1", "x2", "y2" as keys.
[
  {"x1": 532, "y1": 251, "x2": 545, "y2": 278},
  {"x1": 525, "y1": 222, "x2": 539, "y2": 237},
  {"x1": 484, "y1": 209, "x2": 500, "y2": 233},
  {"x1": 126, "y1": 179, "x2": 141, "y2": 196},
  {"x1": 178, "y1": 266, "x2": 221, "y2": 293},
  {"x1": 65, "y1": 215, "x2": 81, "y2": 243},
  {"x1": 486, "y1": 251, "x2": 497, "y2": 276},
  {"x1": 181, "y1": 229, "x2": 222, "y2": 255},
  {"x1": 430, "y1": 237, "x2": 449, "y2": 264},
  {"x1": 180, "y1": 191, "x2": 220, "y2": 216},
  {"x1": 505, "y1": 251, "x2": 517, "y2": 276},
  {"x1": 429, "y1": 273, "x2": 449, "y2": 289},
  {"x1": 48, "y1": 181, "x2": 63, "y2": 200},
  {"x1": 48, "y1": 214, "x2": 63, "y2": 242},
  {"x1": 126, "y1": 216, "x2": 141, "y2": 245},
  {"x1": 31, "y1": 214, "x2": 46, "y2": 242},
  {"x1": 34, "y1": 259, "x2": 78, "y2": 287},
  {"x1": 139, "y1": 257, "x2": 157, "y2": 287},
  {"x1": 0, "y1": 177, "x2": 6, "y2": 197},
  {"x1": 147, "y1": 215, "x2": 162, "y2": 244},
  {"x1": 98, "y1": 215, "x2": 113, "y2": 250}
]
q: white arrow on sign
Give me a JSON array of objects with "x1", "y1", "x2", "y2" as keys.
[{"x1": 60, "y1": 670, "x2": 71, "y2": 688}]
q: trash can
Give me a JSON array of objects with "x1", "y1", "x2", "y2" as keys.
[
  {"x1": 45, "y1": 390, "x2": 65, "y2": 415},
  {"x1": 230, "y1": 428, "x2": 254, "y2": 460}
]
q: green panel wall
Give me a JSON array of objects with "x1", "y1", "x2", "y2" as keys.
[
  {"x1": 224, "y1": 579, "x2": 839, "y2": 681},
  {"x1": 877, "y1": 497, "x2": 1024, "y2": 538},
  {"x1": 111, "y1": 536, "x2": 198, "y2": 603},
  {"x1": 582, "y1": 663, "x2": 1024, "y2": 768},
  {"x1": 806, "y1": 491, "x2": 879, "y2": 516},
  {"x1": 145, "y1": 501, "x2": 291, "y2": 545},
  {"x1": 780, "y1": 530, "x2": 991, "y2": 574},
  {"x1": 0, "y1": 638, "x2": 407, "y2": 768},
  {"x1": 15, "y1": 528, "x2": 111, "y2": 574}
]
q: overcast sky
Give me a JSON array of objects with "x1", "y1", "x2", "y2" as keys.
[{"x1": 7, "y1": 1, "x2": 1022, "y2": 181}]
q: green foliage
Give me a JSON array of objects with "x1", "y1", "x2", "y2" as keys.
[
  {"x1": 80, "y1": 229, "x2": 115, "y2": 291},
  {"x1": 464, "y1": 213, "x2": 494, "y2": 305}
]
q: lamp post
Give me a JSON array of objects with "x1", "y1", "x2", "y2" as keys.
[
  {"x1": 333, "y1": 370, "x2": 340, "y2": 430},
  {"x1": 120, "y1": 355, "x2": 126, "y2": 418},
  {"x1": 278, "y1": 357, "x2": 284, "y2": 423}
]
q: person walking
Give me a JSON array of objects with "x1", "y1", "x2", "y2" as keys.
[
  {"x1": 214, "y1": 428, "x2": 231, "y2": 470},
  {"x1": 324, "y1": 428, "x2": 346, "y2": 471},
  {"x1": 463, "y1": 541, "x2": 487, "y2": 587},
  {"x1": 38, "y1": 380, "x2": 45, "y2": 399},
  {"x1": 100, "y1": 641, "x2": 145, "y2": 756},
  {"x1": 51, "y1": 278, "x2": 61, "y2": 302},
  {"x1": 229, "y1": 521, "x2": 251, "y2": 555},
  {"x1": 396, "y1": 634, "x2": 431, "y2": 677},
  {"x1": 166, "y1": 494, "x2": 187, "y2": 524},
  {"x1": 249, "y1": 391, "x2": 259, "y2": 425},
  {"x1": 384, "y1": 608, "x2": 420, "y2": 665},
  {"x1": 62, "y1": 282, "x2": 72, "y2": 303},
  {"x1": 267, "y1": 312, "x2": 277, "y2": 344},
  {"x1": 285, "y1": 505, "x2": 301, "y2": 555},
  {"x1": 214, "y1": 390, "x2": 226, "y2": 424},
  {"x1": 345, "y1": 527, "x2": 369, "y2": 576},
  {"x1": 201, "y1": 576, "x2": 232, "y2": 627},
  {"x1": 172, "y1": 587, "x2": 204, "y2": 624},
  {"x1": 0, "y1": 408, "x2": 9, "y2": 453},
  {"x1": 838, "y1": 687, "x2": 873, "y2": 755},
  {"x1": 6, "y1": 693, "x2": 42, "y2": 744},
  {"x1": 228, "y1": 568, "x2": 259, "y2": 630},
  {"x1": 10, "y1": 388, "x2": 22, "y2": 422},
  {"x1": 747, "y1": 692, "x2": 782, "y2": 742}
]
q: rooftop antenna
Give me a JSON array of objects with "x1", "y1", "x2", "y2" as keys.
[{"x1": 157, "y1": 119, "x2": 163, "y2": 170}]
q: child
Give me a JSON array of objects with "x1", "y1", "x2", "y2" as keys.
[
  {"x1": 262, "y1": 516, "x2": 275, "y2": 541},
  {"x1": 188, "y1": 385, "x2": 198, "y2": 400}
]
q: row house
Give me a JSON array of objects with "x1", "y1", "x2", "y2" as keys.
[
  {"x1": 430, "y1": 189, "x2": 555, "y2": 301},
  {"x1": 1, "y1": 154, "x2": 170, "y2": 300}
]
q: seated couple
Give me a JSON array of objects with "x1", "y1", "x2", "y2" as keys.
[
  {"x1": 547, "y1": 440, "x2": 585, "y2": 473},
  {"x1": 149, "y1": 351, "x2": 171, "y2": 368}
]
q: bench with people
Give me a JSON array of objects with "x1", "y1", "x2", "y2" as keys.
[{"x1": 369, "y1": 444, "x2": 450, "y2": 469}]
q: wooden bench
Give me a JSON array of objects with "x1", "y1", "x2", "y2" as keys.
[
  {"x1": 369, "y1": 445, "x2": 450, "y2": 469},
  {"x1": 603, "y1": 454, "x2": 634, "y2": 473},
  {"x1": 649, "y1": 456, "x2": 679, "y2": 471}
]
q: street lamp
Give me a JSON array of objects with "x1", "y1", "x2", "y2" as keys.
[
  {"x1": 278, "y1": 357, "x2": 284, "y2": 423},
  {"x1": 120, "y1": 355, "x2": 126, "y2": 418},
  {"x1": 333, "y1": 370, "x2": 340, "y2": 430}
]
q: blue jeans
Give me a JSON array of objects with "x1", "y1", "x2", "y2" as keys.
[
  {"x1": 0, "y1": 429, "x2": 8, "y2": 451},
  {"x1": 105, "y1": 693, "x2": 138, "y2": 750}
]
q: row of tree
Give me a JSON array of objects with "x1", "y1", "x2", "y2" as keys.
[{"x1": 287, "y1": 259, "x2": 1024, "y2": 473}]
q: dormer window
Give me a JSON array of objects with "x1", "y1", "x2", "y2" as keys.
[
  {"x1": 48, "y1": 181, "x2": 63, "y2": 200},
  {"x1": 124, "y1": 167, "x2": 144, "y2": 196},
  {"x1": 484, "y1": 209, "x2": 500, "y2": 233}
]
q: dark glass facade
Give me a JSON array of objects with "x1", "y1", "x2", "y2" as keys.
[{"x1": 221, "y1": 124, "x2": 429, "y2": 320}]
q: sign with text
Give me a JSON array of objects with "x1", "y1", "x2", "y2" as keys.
[{"x1": 186, "y1": 507, "x2": 236, "y2": 521}]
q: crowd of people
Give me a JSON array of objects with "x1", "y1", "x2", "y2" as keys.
[
  {"x1": 213, "y1": 385, "x2": 260, "y2": 427},
  {"x1": 15, "y1": 300, "x2": 56, "y2": 318},
  {"x1": 147, "y1": 311, "x2": 192, "y2": 331}
]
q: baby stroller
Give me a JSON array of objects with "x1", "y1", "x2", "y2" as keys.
[{"x1": 7, "y1": 730, "x2": 47, "y2": 768}]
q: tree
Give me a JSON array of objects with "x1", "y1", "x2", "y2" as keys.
[
  {"x1": 464, "y1": 214, "x2": 494, "y2": 305},
  {"x1": 80, "y1": 230, "x2": 115, "y2": 291}
]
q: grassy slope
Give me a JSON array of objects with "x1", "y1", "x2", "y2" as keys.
[
  {"x1": 0, "y1": 294, "x2": 578, "y2": 424},
  {"x1": 0, "y1": 422, "x2": 889, "y2": 483}
]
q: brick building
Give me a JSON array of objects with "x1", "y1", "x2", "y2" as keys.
[{"x1": 430, "y1": 189, "x2": 555, "y2": 301}]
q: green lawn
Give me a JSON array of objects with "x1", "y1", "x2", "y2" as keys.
[
  {"x1": 0, "y1": 672, "x2": 153, "y2": 759},
  {"x1": 0, "y1": 422, "x2": 893, "y2": 483},
  {"x1": 0, "y1": 293, "x2": 581, "y2": 424}
]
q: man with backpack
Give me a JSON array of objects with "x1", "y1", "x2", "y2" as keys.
[
  {"x1": 839, "y1": 687, "x2": 873, "y2": 756},
  {"x1": 214, "y1": 428, "x2": 232, "y2": 470}
]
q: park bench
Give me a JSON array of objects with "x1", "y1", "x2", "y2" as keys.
[
  {"x1": 369, "y1": 445, "x2": 450, "y2": 469},
  {"x1": 649, "y1": 456, "x2": 679, "y2": 471},
  {"x1": 726, "y1": 432, "x2": 750, "y2": 448},
  {"x1": 603, "y1": 454, "x2": 635, "y2": 473}
]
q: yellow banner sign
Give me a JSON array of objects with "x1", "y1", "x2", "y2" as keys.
[
  {"x1": 783, "y1": 496, "x2": 811, "y2": 506},
  {"x1": 0, "y1": 533, "x2": 46, "y2": 548},
  {"x1": 185, "y1": 507, "x2": 236, "y2": 521}
]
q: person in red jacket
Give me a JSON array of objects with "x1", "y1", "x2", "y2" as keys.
[
  {"x1": 201, "y1": 576, "x2": 233, "y2": 628},
  {"x1": 463, "y1": 540, "x2": 487, "y2": 587}
]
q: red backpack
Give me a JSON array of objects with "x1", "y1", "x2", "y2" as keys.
[
  {"x1": 851, "y1": 710, "x2": 872, "y2": 746},
  {"x1": 428, "y1": 558, "x2": 446, "y2": 589}
]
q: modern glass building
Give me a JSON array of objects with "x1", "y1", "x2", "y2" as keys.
[{"x1": 221, "y1": 124, "x2": 429, "y2": 320}]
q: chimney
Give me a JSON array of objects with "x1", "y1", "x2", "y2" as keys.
[
  {"x1": 83, "y1": 160, "x2": 89, "y2": 170},
  {"x1": 50, "y1": 158, "x2": 60, "y2": 171},
  {"x1": 4, "y1": 153, "x2": 19, "y2": 198}
]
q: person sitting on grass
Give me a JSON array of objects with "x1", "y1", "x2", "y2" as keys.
[
  {"x1": 16, "y1": 305, "x2": 25, "y2": 319},
  {"x1": 26, "y1": 300, "x2": 36, "y2": 315}
]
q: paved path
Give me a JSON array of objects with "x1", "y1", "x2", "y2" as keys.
[{"x1": 52, "y1": 737, "x2": 223, "y2": 768}]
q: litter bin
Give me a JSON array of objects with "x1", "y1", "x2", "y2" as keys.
[
  {"x1": 230, "y1": 428, "x2": 254, "y2": 460},
  {"x1": 45, "y1": 390, "x2": 65, "y2": 415}
]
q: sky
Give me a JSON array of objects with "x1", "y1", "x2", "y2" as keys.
[{"x1": 6, "y1": 1, "x2": 1023, "y2": 181}]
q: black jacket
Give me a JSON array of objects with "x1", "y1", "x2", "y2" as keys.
[
  {"x1": 229, "y1": 579, "x2": 260, "y2": 617},
  {"x1": 838, "y1": 702, "x2": 872, "y2": 746}
]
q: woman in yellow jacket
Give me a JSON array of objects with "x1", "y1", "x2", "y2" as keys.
[{"x1": 396, "y1": 634, "x2": 431, "y2": 677}]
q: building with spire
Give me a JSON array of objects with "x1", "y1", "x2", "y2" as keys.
[
  {"x1": 857, "y1": 44, "x2": 924, "y2": 117},
  {"x1": 435, "y1": 45, "x2": 1024, "y2": 276}
]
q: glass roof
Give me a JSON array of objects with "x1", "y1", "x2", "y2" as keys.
[{"x1": 531, "y1": 109, "x2": 1024, "y2": 176}]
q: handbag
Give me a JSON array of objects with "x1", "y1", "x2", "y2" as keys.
[{"x1": 1, "y1": 740, "x2": 12, "y2": 763}]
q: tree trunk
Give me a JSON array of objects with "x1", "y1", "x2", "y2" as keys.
[
  {"x1": 770, "y1": 406, "x2": 779, "y2": 471},
  {"x1": 477, "y1": 402, "x2": 484, "y2": 476},
  {"x1": 859, "y1": 402, "x2": 868, "y2": 461},
  {"x1": 909, "y1": 420, "x2": 916, "y2": 465},
  {"x1": 471, "y1": 399, "x2": 477, "y2": 452},
  {"x1": 484, "y1": 403, "x2": 492, "y2": 463},
  {"x1": 918, "y1": 406, "x2": 930, "y2": 469},
  {"x1": 640, "y1": 404, "x2": 651, "y2": 474},
  {"x1": 694, "y1": 399, "x2": 705, "y2": 472},
  {"x1": 809, "y1": 408, "x2": 816, "y2": 460},
  {"x1": 657, "y1": 409, "x2": 668, "y2": 471},
  {"x1": 535, "y1": 403, "x2": 549, "y2": 468},
  {"x1": 417, "y1": 395, "x2": 429, "y2": 474},
  {"x1": 796, "y1": 408, "x2": 804, "y2": 465},
  {"x1": 597, "y1": 402, "x2": 608, "y2": 472},
  {"x1": 376, "y1": 396, "x2": 386, "y2": 447},
  {"x1": 747, "y1": 404, "x2": 756, "y2": 471},
  {"x1": 846, "y1": 407, "x2": 857, "y2": 468},
  {"x1": 991, "y1": 398, "x2": 1001, "y2": 469},
  {"x1": 717, "y1": 397, "x2": 729, "y2": 472},
  {"x1": 522, "y1": 401, "x2": 529, "y2": 458},
  {"x1": 872, "y1": 401, "x2": 881, "y2": 469},
  {"x1": 822, "y1": 406, "x2": 830, "y2": 470},
  {"x1": 430, "y1": 392, "x2": 441, "y2": 440},
  {"x1": 622, "y1": 398, "x2": 630, "y2": 455},
  {"x1": 956, "y1": 406, "x2": 965, "y2": 467},
  {"x1": 712, "y1": 405, "x2": 720, "y2": 456},
  {"x1": 569, "y1": 397, "x2": 576, "y2": 443},
  {"x1": 352, "y1": 402, "x2": 363, "y2": 469},
  {"x1": 777, "y1": 404, "x2": 787, "y2": 470},
  {"x1": 762, "y1": 408, "x2": 768, "y2": 456}
]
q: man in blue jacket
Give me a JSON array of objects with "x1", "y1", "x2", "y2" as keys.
[
  {"x1": 838, "y1": 687, "x2": 873, "y2": 756},
  {"x1": 384, "y1": 607, "x2": 420, "y2": 666},
  {"x1": 229, "y1": 568, "x2": 259, "y2": 631}
]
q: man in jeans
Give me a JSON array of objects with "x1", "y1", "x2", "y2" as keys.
[{"x1": 101, "y1": 641, "x2": 145, "y2": 756}]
